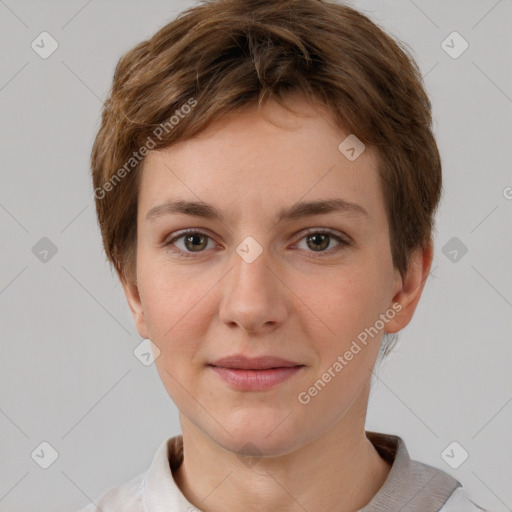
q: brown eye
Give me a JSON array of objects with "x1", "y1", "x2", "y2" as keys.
[
  {"x1": 306, "y1": 233, "x2": 331, "y2": 251},
  {"x1": 165, "y1": 230, "x2": 215, "y2": 256},
  {"x1": 295, "y1": 229, "x2": 349, "y2": 255},
  {"x1": 183, "y1": 233, "x2": 209, "y2": 252}
]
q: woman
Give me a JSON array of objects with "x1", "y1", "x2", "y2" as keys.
[{"x1": 82, "y1": 0, "x2": 487, "y2": 510}]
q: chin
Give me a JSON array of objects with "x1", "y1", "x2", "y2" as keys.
[{"x1": 212, "y1": 415, "x2": 305, "y2": 458}]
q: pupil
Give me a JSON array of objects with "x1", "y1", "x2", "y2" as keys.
[
  {"x1": 186, "y1": 234, "x2": 206, "y2": 251},
  {"x1": 309, "y1": 233, "x2": 329, "y2": 251}
]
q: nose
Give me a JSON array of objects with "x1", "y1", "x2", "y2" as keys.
[{"x1": 218, "y1": 245, "x2": 288, "y2": 335}]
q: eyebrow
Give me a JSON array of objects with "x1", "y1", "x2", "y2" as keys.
[{"x1": 146, "y1": 198, "x2": 369, "y2": 223}]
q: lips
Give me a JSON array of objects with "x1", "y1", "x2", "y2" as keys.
[
  {"x1": 209, "y1": 354, "x2": 303, "y2": 370},
  {"x1": 208, "y1": 355, "x2": 305, "y2": 390}
]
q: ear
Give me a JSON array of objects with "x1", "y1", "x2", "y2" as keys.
[
  {"x1": 120, "y1": 274, "x2": 149, "y2": 340},
  {"x1": 384, "y1": 240, "x2": 434, "y2": 334}
]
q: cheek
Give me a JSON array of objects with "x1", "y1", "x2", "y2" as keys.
[
  {"x1": 137, "y1": 258, "x2": 206, "y2": 353},
  {"x1": 295, "y1": 271, "x2": 386, "y2": 417},
  {"x1": 300, "y1": 269, "x2": 390, "y2": 394},
  {"x1": 314, "y1": 264, "x2": 389, "y2": 341},
  {"x1": 139, "y1": 266, "x2": 207, "y2": 404}
]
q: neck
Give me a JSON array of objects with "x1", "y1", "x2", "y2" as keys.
[{"x1": 173, "y1": 403, "x2": 391, "y2": 512}]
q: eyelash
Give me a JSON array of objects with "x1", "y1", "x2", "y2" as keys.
[{"x1": 163, "y1": 228, "x2": 350, "y2": 259}]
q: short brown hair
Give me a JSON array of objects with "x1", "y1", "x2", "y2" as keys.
[{"x1": 91, "y1": 0, "x2": 442, "y2": 354}]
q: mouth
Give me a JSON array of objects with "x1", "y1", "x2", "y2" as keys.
[
  {"x1": 209, "y1": 366, "x2": 305, "y2": 391},
  {"x1": 209, "y1": 355, "x2": 304, "y2": 370}
]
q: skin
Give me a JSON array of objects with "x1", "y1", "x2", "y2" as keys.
[{"x1": 121, "y1": 95, "x2": 433, "y2": 512}]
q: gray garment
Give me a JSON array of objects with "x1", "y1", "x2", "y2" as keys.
[{"x1": 361, "y1": 432, "x2": 460, "y2": 511}]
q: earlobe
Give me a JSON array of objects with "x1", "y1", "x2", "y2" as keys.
[
  {"x1": 384, "y1": 242, "x2": 434, "y2": 334},
  {"x1": 120, "y1": 277, "x2": 149, "y2": 339}
]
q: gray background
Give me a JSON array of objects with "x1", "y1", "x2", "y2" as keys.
[{"x1": 1, "y1": 0, "x2": 511, "y2": 511}]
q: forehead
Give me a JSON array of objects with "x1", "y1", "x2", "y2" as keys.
[{"x1": 139, "y1": 98, "x2": 384, "y2": 225}]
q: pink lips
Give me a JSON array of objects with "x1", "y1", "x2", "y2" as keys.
[{"x1": 208, "y1": 355, "x2": 305, "y2": 391}]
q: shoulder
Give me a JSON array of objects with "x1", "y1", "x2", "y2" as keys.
[
  {"x1": 440, "y1": 487, "x2": 489, "y2": 512},
  {"x1": 76, "y1": 472, "x2": 145, "y2": 512},
  {"x1": 75, "y1": 436, "x2": 181, "y2": 512},
  {"x1": 365, "y1": 431, "x2": 489, "y2": 512}
]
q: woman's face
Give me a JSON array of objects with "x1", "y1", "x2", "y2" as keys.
[{"x1": 125, "y1": 97, "x2": 407, "y2": 456}]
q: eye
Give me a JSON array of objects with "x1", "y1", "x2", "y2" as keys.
[
  {"x1": 165, "y1": 229, "x2": 217, "y2": 256},
  {"x1": 164, "y1": 228, "x2": 350, "y2": 258},
  {"x1": 294, "y1": 229, "x2": 349, "y2": 255}
]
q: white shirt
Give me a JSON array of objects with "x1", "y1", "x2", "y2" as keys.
[{"x1": 77, "y1": 432, "x2": 488, "y2": 511}]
